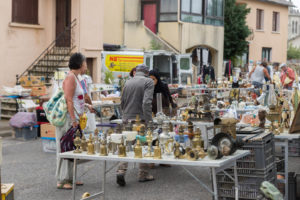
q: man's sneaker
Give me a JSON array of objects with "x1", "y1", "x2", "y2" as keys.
[
  {"x1": 116, "y1": 174, "x2": 126, "y2": 186},
  {"x1": 138, "y1": 175, "x2": 154, "y2": 182}
]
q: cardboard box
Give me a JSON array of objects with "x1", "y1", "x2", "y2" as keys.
[
  {"x1": 41, "y1": 123, "x2": 56, "y2": 138},
  {"x1": 31, "y1": 76, "x2": 45, "y2": 86},
  {"x1": 19, "y1": 76, "x2": 45, "y2": 87},
  {"x1": 19, "y1": 76, "x2": 31, "y2": 87},
  {"x1": 31, "y1": 86, "x2": 47, "y2": 96},
  {"x1": 1, "y1": 184, "x2": 14, "y2": 200}
]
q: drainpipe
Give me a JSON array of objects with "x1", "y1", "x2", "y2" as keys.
[
  {"x1": 178, "y1": 0, "x2": 184, "y2": 53},
  {"x1": 78, "y1": 0, "x2": 81, "y2": 52},
  {"x1": 123, "y1": 0, "x2": 126, "y2": 46}
]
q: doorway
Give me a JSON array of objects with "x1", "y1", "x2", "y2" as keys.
[
  {"x1": 142, "y1": 1, "x2": 158, "y2": 33},
  {"x1": 56, "y1": 0, "x2": 71, "y2": 47}
]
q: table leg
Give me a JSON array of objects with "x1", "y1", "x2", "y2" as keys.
[
  {"x1": 211, "y1": 168, "x2": 218, "y2": 200},
  {"x1": 102, "y1": 161, "x2": 106, "y2": 200},
  {"x1": 72, "y1": 159, "x2": 77, "y2": 200},
  {"x1": 284, "y1": 139, "x2": 288, "y2": 200},
  {"x1": 233, "y1": 162, "x2": 238, "y2": 200}
]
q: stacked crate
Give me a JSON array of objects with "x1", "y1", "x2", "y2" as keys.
[
  {"x1": 281, "y1": 139, "x2": 300, "y2": 157},
  {"x1": 217, "y1": 132, "x2": 276, "y2": 199}
]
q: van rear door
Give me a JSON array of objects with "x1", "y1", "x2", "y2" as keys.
[{"x1": 177, "y1": 54, "x2": 192, "y2": 84}]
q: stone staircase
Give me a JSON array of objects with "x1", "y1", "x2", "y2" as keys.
[
  {"x1": 17, "y1": 19, "x2": 77, "y2": 86},
  {"x1": 27, "y1": 46, "x2": 72, "y2": 85}
]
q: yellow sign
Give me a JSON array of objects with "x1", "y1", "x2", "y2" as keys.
[{"x1": 105, "y1": 54, "x2": 144, "y2": 72}]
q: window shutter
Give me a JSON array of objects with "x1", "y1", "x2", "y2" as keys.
[
  {"x1": 256, "y1": 9, "x2": 260, "y2": 29},
  {"x1": 261, "y1": 10, "x2": 264, "y2": 30},
  {"x1": 272, "y1": 12, "x2": 275, "y2": 31},
  {"x1": 12, "y1": 0, "x2": 38, "y2": 24},
  {"x1": 277, "y1": 13, "x2": 280, "y2": 32}
]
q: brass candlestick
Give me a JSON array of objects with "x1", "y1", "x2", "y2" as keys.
[
  {"x1": 99, "y1": 138, "x2": 108, "y2": 156},
  {"x1": 144, "y1": 129, "x2": 153, "y2": 157},
  {"x1": 134, "y1": 138, "x2": 143, "y2": 158},
  {"x1": 94, "y1": 129, "x2": 100, "y2": 153},
  {"x1": 192, "y1": 128, "x2": 204, "y2": 148},
  {"x1": 267, "y1": 105, "x2": 281, "y2": 134},
  {"x1": 153, "y1": 141, "x2": 162, "y2": 159},
  {"x1": 187, "y1": 121, "x2": 194, "y2": 139},
  {"x1": 196, "y1": 145, "x2": 207, "y2": 159},
  {"x1": 80, "y1": 134, "x2": 87, "y2": 151},
  {"x1": 74, "y1": 130, "x2": 82, "y2": 153},
  {"x1": 87, "y1": 133, "x2": 95, "y2": 155},
  {"x1": 174, "y1": 142, "x2": 180, "y2": 159},
  {"x1": 133, "y1": 115, "x2": 141, "y2": 131},
  {"x1": 118, "y1": 137, "x2": 126, "y2": 157}
]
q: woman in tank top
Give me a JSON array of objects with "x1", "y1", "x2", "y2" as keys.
[
  {"x1": 248, "y1": 61, "x2": 272, "y2": 89},
  {"x1": 56, "y1": 53, "x2": 94, "y2": 190}
]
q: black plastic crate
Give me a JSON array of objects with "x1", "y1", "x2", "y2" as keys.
[
  {"x1": 238, "y1": 132, "x2": 274, "y2": 145},
  {"x1": 276, "y1": 156, "x2": 285, "y2": 173},
  {"x1": 237, "y1": 132, "x2": 275, "y2": 168},
  {"x1": 218, "y1": 176, "x2": 276, "y2": 200},
  {"x1": 237, "y1": 147, "x2": 275, "y2": 169},
  {"x1": 218, "y1": 163, "x2": 277, "y2": 177},
  {"x1": 14, "y1": 125, "x2": 38, "y2": 140},
  {"x1": 288, "y1": 139, "x2": 300, "y2": 147},
  {"x1": 281, "y1": 146, "x2": 300, "y2": 157}
]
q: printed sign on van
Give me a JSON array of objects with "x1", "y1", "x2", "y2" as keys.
[{"x1": 105, "y1": 54, "x2": 144, "y2": 72}]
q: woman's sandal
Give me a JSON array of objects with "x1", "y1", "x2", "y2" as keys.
[
  {"x1": 57, "y1": 182, "x2": 72, "y2": 190},
  {"x1": 69, "y1": 180, "x2": 84, "y2": 186}
]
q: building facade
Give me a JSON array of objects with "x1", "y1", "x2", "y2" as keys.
[
  {"x1": 288, "y1": 8, "x2": 300, "y2": 48},
  {"x1": 237, "y1": 0, "x2": 292, "y2": 64},
  {"x1": 103, "y1": 0, "x2": 225, "y2": 77},
  {"x1": 0, "y1": 0, "x2": 103, "y2": 87}
]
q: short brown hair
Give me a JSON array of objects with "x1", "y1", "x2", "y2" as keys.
[{"x1": 261, "y1": 61, "x2": 268, "y2": 68}]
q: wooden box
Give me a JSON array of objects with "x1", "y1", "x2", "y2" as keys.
[
  {"x1": 41, "y1": 123, "x2": 56, "y2": 138},
  {"x1": 1, "y1": 184, "x2": 14, "y2": 200}
]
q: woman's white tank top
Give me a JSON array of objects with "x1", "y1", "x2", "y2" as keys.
[{"x1": 72, "y1": 73, "x2": 85, "y2": 117}]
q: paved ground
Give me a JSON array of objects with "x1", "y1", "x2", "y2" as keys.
[
  {"x1": 2, "y1": 137, "x2": 213, "y2": 200},
  {"x1": 2, "y1": 136, "x2": 300, "y2": 200}
]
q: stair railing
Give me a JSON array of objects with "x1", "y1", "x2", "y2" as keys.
[{"x1": 16, "y1": 19, "x2": 77, "y2": 84}]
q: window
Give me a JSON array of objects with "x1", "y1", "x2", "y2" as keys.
[
  {"x1": 205, "y1": 0, "x2": 224, "y2": 26},
  {"x1": 256, "y1": 9, "x2": 264, "y2": 30},
  {"x1": 180, "y1": 58, "x2": 190, "y2": 70},
  {"x1": 160, "y1": 0, "x2": 178, "y2": 21},
  {"x1": 296, "y1": 21, "x2": 298, "y2": 34},
  {"x1": 262, "y1": 48, "x2": 272, "y2": 62},
  {"x1": 146, "y1": 57, "x2": 151, "y2": 67},
  {"x1": 12, "y1": 0, "x2": 38, "y2": 24},
  {"x1": 181, "y1": 0, "x2": 204, "y2": 23},
  {"x1": 292, "y1": 21, "x2": 295, "y2": 34},
  {"x1": 272, "y1": 12, "x2": 280, "y2": 32}
]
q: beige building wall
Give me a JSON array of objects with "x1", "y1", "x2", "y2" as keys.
[
  {"x1": 159, "y1": 22, "x2": 224, "y2": 77},
  {"x1": 73, "y1": 0, "x2": 104, "y2": 83},
  {"x1": 0, "y1": 0, "x2": 55, "y2": 87},
  {"x1": 0, "y1": 0, "x2": 103, "y2": 87},
  {"x1": 104, "y1": 0, "x2": 224, "y2": 77},
  {"x1": 237, "y1": 0, "x2": 289, "y2": 64},
  {"x1": 103, "y1": 0, "x2": 124, "y2": 45}
]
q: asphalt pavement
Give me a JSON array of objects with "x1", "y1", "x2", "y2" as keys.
[{"x1": 2, "y1": 137, "x2": 300, "y2": 200}]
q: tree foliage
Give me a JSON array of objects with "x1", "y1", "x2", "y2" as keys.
[
  {"x1": 224, "y1": 0, "x2": 251, "y2": 60},
  {"x1": 287, "y1": 44, "x2": 300, "y2": 60}
]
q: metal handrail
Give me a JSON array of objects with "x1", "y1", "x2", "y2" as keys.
[{"x1": 16, "y1": 19, "x2": 77, "y2": 84}]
